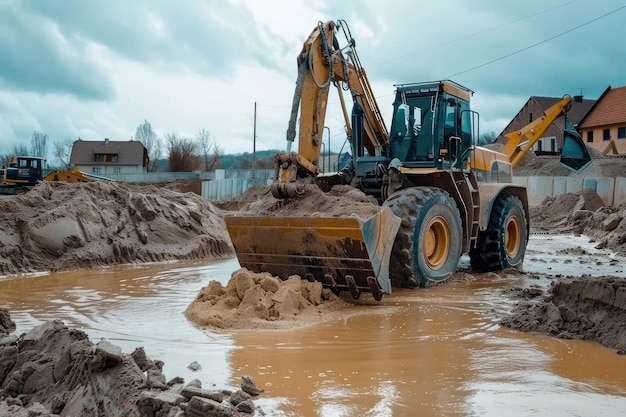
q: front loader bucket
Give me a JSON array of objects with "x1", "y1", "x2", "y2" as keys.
[
  {"x1": 560, "y1": 123, "x2": 592, "y2": 173},
  {"x1": 225, "y1": 207, "x2": 401, "y2": 300}
]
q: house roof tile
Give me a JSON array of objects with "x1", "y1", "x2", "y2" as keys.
[
  {"x1": 70, "y1": 140, "x2": 147, "y2": 166},
  {"x1": 532, "y1": 96, "x2": 596, "y2": 126},
  {"x1": 578, "y1": 86, "x2": 626, "y2": 128}
]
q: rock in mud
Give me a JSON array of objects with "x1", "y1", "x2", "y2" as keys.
[{"x1": 0, "y1": 311, "x2": 262, "y2": 416}]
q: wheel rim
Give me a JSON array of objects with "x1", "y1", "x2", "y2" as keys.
[
  {"x1": 423, "y1": 216, "x2": 450, "y2": 270},
  {"x1": 505, "y1": 215, "x2": 521, "y2": 259}
]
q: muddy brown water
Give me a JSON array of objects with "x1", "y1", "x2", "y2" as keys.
[{"x1": 1, "y1": 234, "x2": 625, "y2": 416}]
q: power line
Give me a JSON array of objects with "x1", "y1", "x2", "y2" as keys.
[
  {"x1": 375, "y1": 0, "x2": 580, "y2": 66},
  {"x1": 446, "y1": 4, "x2": 626, "y2": 78}
]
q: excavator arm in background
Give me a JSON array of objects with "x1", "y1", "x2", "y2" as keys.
[
  {"x1": 272, "y1": 20, "x2": 389, "y2": 198},
  {"x1": 501, "y1": 95, "x2": 591, "y2": 172}
]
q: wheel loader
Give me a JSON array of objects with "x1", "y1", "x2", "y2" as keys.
[
  {"x1": 1, "y1": 155, "x2": 107, "y2": 195},
  {"x1": 225, "y1": 20, "x2": 591, "y2": 301}
]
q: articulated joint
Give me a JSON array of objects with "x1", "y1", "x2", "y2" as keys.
[{"x1": 270, "y1": 181, "x2": 306, "y2": 199}]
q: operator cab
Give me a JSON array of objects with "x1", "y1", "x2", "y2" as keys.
[{"x1": 389, "y1": 80, "x2": 476, "y2": 170}]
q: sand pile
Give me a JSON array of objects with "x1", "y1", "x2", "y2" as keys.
[
  {"x1": 501, "y1": 276, "x2": 626, "y2": 353},
  {"x1": 530, "y1": 188, "x2": 626, "y2": 254},
  {"x1": 486, "y1": 142, "x2": 625, "y2": 177},
  {"x1": 186, "y1": 185, "x2": 387, "y2": 331},
  {"x1": 0, "y1": 181, "x2": 234, "y2": 276},
  {"x1": 215, "y1": 183, "x2": 383, "y2": 219},
  {"x1": 0, "y1": 310, "x2": 264, "y2": 416},
  {"x1": 185, "y1": 268, "x2": 352, "y2": 330}
]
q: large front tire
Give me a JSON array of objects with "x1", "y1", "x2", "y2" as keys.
[
  {"x1": 470, "y1": 195, "x2": 528, "y2": 271},
  {"x1": 384, "y1": 187, "x2": 463, "y2": 288}
]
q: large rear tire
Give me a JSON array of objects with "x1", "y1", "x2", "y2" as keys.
[
  {"x1": 470, "y1": 195, "x2": 527, "y2": 271},
  {"x1": 383, "y1": 187, "x2": 463, "y2": 288}
]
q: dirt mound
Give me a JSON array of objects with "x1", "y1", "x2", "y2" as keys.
[
  {"x1": 0, "y1": 181, "x2": 234, "y2": 276},
  {"x1": 185, "y1": 268, "x2": 353, "y2": 330},
  {"x1": 530, "y1": 189, "x2": 626, "y2": 254},
  {"x1": 0, "y1": 313, "x2": 264, "y2": 416},
  {"x1": 501, "y1": 276, "x2": 626, "y2": 353},
  {"x1": 215, "y1": 184, "x2": 383, "y2": 219},
  {"x1": 484, "y1": 142, "x2": 625, "y2": 177}
]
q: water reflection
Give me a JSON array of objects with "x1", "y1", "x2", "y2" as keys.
[
  {"x1": 1, "y1": 258, "x2": 240, "y2": 387},
  {"x1": 0, "y1": 237, "x2": 624, "y2": 416},
  {"x1": 229, "y1": 277, "x2": 626, "y2": 417}
]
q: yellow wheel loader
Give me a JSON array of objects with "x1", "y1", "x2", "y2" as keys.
[
  {"x1": 1, "y1": 156, "x2": 108, "y2": 195},
  {"x1": 225, "y1": 20, "x2": 590, "y2": 301}
]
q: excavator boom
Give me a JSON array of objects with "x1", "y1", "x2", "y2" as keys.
[
  {"x1": 501, "y1": 95, "x2": 591, "y2": 172},
  {"x1": 273, "y1": 20, "x2": 389, "y2": 197}
]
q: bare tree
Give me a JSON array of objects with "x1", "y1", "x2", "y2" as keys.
[
  {"x1": 135, "y1": 120, "x2": 162, "y2": 172},
  {"x1": 31, "y1": 131, "x2": 49, "y2": 158},
  {"x1": 0, "y1": 155, "x2": 12, "y2": 168},
  {"x1": 196, "y1": 128, "x2": 223, "y2": 171},
  {"x1": 10, "y1": 143, "x2": 30, "y2": 157},
  {"x1": 165, "y1": 132, "x2": 201, "y2": 172},
  {"x1": 52, "y1": 139, "x2": 74, "y2": 169}
]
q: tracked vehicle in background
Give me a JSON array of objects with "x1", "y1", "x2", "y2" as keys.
[{"x1": 225, "y1": 20, "x2": 590, "y2": 301}]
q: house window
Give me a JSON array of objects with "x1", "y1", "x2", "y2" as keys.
[
  {"x1": 586, "y1": 131, "x2": 593, "y2": 143},
  {"x1": 618, "y1": 127, "x2": 626, "y2": 139},
  {"x1": 533, "y1": 137, "x2": 556, "y2": 153},
  {"x1": 94, "y1": 153, "x2": 119, "y2": 162},
  {"x1": 93, "y1": 167, "x2": 102, "y2": 174},
  {"x1": 603, "y1": 129, "x2": 610, "y2": 141},
  {"x1": 113, "y1": 167, "x2": 121, "y2": 174}
]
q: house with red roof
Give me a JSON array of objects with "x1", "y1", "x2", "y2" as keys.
[{"x1": 577, "y1": 85, "x2": 626, "y2": 155}]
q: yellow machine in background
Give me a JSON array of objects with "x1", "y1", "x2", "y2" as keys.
[
  {"x1": 471, "y1": 95, "x2": 591, "y2": 183},
  {"x1": 1, "y1": 156, "x2": 108, "y2": 195},
  {"x1": 225, "y1": 20, "x2": 591, "y2": 301}
]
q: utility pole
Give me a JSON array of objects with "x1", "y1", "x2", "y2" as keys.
[{"x1": 253, "y1": 101, "x2": 257, "y2": 167}]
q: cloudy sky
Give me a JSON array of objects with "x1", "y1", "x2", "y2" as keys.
[{"x1": 1, "y1": 0, "x2": 624, "y2": 160}]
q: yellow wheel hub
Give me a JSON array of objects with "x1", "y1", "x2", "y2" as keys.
[
  {"x1": 505, "y1": 215, "x2": 521, "y2": 258},
  {"x1": 423, "y1": 216, "x2": 450, "y2": 270}
]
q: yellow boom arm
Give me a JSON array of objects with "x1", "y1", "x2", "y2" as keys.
[
  {"x1": 501, "y1": 95, "x2": 573, "y2": 168},
  {"x1": 273, "y1": 20, "x2": 388, "y2": 197}
]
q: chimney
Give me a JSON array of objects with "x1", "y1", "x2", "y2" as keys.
[
  {"x1": 573, "y1": 95, "x2": 583, "y2": 102},
  {"x1": 104, "y1": 138, "x2": 110, "y2": 145}
]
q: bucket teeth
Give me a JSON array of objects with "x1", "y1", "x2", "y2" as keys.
[{"x1": 225, "y1": 208, "x2": 401, "y2": 301}]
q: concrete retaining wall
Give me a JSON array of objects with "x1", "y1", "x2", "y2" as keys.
[
  {"x1": 202, "y1": 169, "x2": 272, "y2": 201},
  {"x1": 514, "y1": 176, "x2": 626, "y2": 207},
  {"x1": 202, "y1": 169, "x2": 626, "y2": 208}
]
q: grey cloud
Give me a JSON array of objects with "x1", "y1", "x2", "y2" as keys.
[
  {"x1": 354, "y1": 0, "x2": 624, "y2": 102},
  {"x1": 19, "y1": 0, "x2": 279, "y2": 77},
  {"x1": 0, "y1": 3, "x2": 114, "y2": 100}
]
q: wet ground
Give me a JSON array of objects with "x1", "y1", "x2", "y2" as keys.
[{"x1": 1, "y1": 234, "x2": 625, "y2": 416}]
